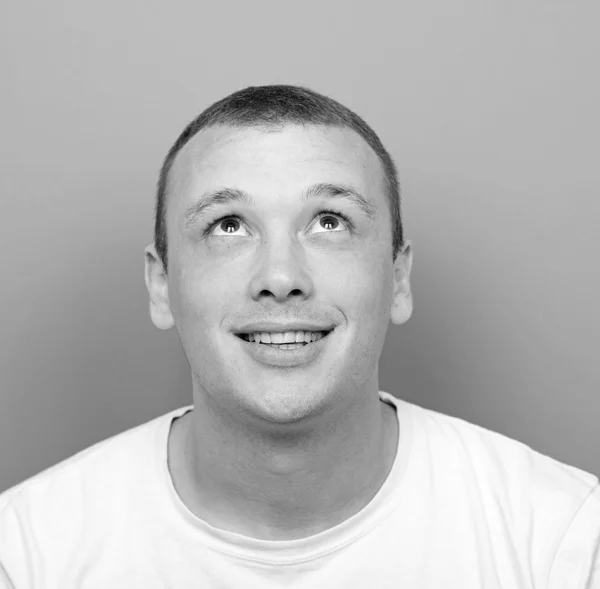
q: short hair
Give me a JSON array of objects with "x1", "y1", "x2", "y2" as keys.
[{"x1": 155, "y1": 85, "x2": 403, "y2": 271}]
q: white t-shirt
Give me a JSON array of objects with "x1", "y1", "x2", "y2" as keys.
[{"x1": 1, "y1": 391, "x2": 598, "y2": 588}]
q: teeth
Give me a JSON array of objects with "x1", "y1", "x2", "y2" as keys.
[{"x1": 243, "y1": 330, "x2": 328, "y2": 344}]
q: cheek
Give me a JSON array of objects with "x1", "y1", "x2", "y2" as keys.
[
  {"x1": 169, "y1": 261, "x2": 241, "y2": 377},
  {"x1": 324, "y1": 251, "x2": 393, "y2": 321},
  {"x1": 170, "y1": 255, "x2": 241, "y2": 332},
  {"x1": 320, "y1": 254, "x2": 393, "y2": 385}
]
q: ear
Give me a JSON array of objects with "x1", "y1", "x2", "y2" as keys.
[
  {"x1": 390, "y1": 240, "x2": 413, "y2": 325},
  {"x1": 144, "y1": 243, "x2": 175, "y2": 330}
]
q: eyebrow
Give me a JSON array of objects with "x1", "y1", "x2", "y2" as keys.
[
  {"x1": 183, "y1": 182, "x2": 375, "y2": 227},
  {"x1": 302, "y1": 183, "x2": 375, "y2": 218},
  {"x1": 183, "y1": 188, "x2": 252, "y2": 227}
]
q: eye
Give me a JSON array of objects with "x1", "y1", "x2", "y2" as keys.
[
  {"x1": 310, "y1": 211, "x2": 350, "y2": 234},
  {"x1": 210, "y1": 216, "x2": 250, "y2": 237}
]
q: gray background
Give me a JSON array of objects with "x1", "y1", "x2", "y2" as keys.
[{"x1": 1, "y1": 1, "x2": 598, "y2": 492}]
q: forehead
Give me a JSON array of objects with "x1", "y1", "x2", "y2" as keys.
[{"x1": 167, "y1": 124, "x2": 387, "y2": 209}]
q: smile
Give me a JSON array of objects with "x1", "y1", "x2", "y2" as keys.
[
  {"x1": 234, "y1": 329, "x2": 334, "y2": 367},
  {"x1": 237, "y1": 330, "x2": 328, "y2": 349}
]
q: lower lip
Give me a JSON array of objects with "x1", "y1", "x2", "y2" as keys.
[{"x1": 236, "y1": 333, "x2": 331, "y2": 367}]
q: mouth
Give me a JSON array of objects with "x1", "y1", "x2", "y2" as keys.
[{"x1": 235, "y1": 329, "x2": 334, "y2": 350}]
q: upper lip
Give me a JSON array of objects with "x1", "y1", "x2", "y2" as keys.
[{"x1": 233, "y1": 322, "x2": 336, "y2": 334}]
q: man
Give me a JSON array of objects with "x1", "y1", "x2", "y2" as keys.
[{"x1": 0, "y1": 85, "x2": 598, "y2": 588}]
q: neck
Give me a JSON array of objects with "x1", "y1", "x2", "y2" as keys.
[{"x1": 168, "y1": 386, "x2": 399, "y2": 541}]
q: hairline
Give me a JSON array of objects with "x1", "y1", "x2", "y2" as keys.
[{"x1": 164, "y1": 120, "x2": 392, "y2": 220}]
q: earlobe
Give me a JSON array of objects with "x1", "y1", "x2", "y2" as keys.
[
  {"x1": 144, "y1": 243, "x2": 175, "y2": 331},
  {"x1": 390, "y1": 241, "x2": 413, "y2": 325}
]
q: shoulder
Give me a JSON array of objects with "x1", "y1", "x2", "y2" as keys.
[
  {"x1": 0, "y1": 405, "x2": 191, "y2": 575},
  {"x1": 383, "y1": 392, "x2": 600, "y2": 583},
  {"x1": 383, "y1": 392, "x2": 597, "y2": 496},
  {"x1": 1, "y1": 405, "x2": 180, "y2": 502}
]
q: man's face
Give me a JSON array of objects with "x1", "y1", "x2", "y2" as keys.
[{"x1": 146, "y1": 124, "x2": 411, "y2": 424}]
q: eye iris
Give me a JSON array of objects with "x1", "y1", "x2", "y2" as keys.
[
  {"x1": 320, "y1": 216, "x2": 338, "y2": 230},
  {"x1": 220, "y1": 219, "x2": 239, "y2": 233}
]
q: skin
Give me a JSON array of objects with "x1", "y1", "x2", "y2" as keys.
[{"x1": 144, "y1": 124, "x2": 413, "y2": 540}]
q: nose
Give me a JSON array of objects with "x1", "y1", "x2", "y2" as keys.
[{"x1": 248, "y1": 234, "x2": 314, "y2": 303}]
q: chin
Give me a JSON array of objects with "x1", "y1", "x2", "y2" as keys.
[{"x1": 239, "y1": 383, "x2": 333, "y2": 426}]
